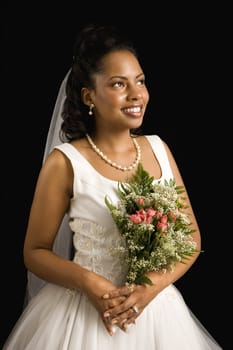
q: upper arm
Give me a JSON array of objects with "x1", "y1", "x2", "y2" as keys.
[
  {"x1": 163, "y1": 140, "x2": 201, "y2": 249},
  {"x1": 23, "y1": 149, "x2": 74, "y2": 253},
  {"x1": 162, "y1": 141, "x2": 185, "y2": 187}
]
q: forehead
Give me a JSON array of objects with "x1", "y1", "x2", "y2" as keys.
[{"x1": 99, "y1": 50, "x2": 142, "y2": 76}]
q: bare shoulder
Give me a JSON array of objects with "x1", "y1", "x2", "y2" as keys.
[
  {"x1": 40, "y1": 147, "x2": 74, "y2": 182},
  {"x1": 44, "y1": 147, "x2": 71, "y2": 167}
]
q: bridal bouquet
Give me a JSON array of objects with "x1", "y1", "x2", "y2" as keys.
[{"x1": 105, "y1": 163, "x2": 198, "y2": 285}]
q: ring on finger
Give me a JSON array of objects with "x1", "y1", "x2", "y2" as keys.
[{"x1": 131, "y1": 305, "x2": 139, "y2": 313}]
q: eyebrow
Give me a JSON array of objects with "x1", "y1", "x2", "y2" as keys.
[{"x1": 109, "y1": 73, "x2": 144, "y2": 81}]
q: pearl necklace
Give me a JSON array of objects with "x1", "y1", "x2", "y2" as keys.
[{"x1": 86, "y1": 133, "x2": 141, "y2": 171}]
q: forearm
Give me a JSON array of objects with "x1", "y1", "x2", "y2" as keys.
[
  {"x1": 146, "y1": 250, "x2": 200, "y2": 294},
  {"x1": 24, "y1": 248, "x2": 99, "y2": 294},
  {"x1": 24, "y1": 248, "x2": 125, "y2": 336}
]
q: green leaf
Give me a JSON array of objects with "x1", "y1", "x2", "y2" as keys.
[{"x1": 135, "y1": 274, "x2": 154, "y2": 285}]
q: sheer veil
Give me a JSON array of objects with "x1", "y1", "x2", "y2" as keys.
[{"x1": 25, "y1": 70, "x2": 73, "y2": 304}]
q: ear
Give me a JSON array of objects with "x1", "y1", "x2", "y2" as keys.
[{"x1": 81, "y1": 87, "x2": 93, "y2": 106}]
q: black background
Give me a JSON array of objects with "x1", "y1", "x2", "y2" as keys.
[{"x1": 1, "y1": 2, "x2": 232, "y2": 349}]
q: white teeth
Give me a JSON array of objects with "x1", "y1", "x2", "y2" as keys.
[{"x1": 124, "y1": 107, "x2": 141, "y2": 113}]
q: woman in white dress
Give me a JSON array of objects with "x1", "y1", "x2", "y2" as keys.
[{"x1": 3, "y1": 24, "x2": 222, "y2": 349}]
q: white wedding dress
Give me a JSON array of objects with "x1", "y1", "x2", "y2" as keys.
[{"x1": 3, "y1": 135, "x2": 222, "y2": 350}]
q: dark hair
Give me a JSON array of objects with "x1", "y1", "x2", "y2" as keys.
[{"x1": 60, "y1": 24, "x2": 140, "y2": 142}]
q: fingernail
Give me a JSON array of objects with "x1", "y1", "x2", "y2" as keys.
[
  {"x1": 111, "y1": 319, "x2": 118, "y2": 325},
  {"x1": 103, "y1": 294, "x2": 109, "y2": 299},
  {"x1": 112, "y1": 325, "x2": 117, "y2": 334},
  {"x1": 124, "y1": 323, "x2": 133, "y2": 332},
  {"x1": 104, "y1": 312, "x2": 110, "y2": 317},
  {"x1": 122, "y1": 318, "x2": 127, "y2": 324}
]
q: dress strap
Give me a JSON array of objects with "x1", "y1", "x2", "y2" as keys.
[{"x1": 145, "y1": 135, "x2": 174, "y2": 180}]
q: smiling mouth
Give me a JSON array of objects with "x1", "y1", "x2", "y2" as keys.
[{"x1": 122, "y1": 106, "x2": 142, "y2": 113}]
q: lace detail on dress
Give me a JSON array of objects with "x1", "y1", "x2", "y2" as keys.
[{"x1": 69, "y1": 218, "x2": 128, "y2": 287}]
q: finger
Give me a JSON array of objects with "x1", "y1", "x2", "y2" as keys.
[
  {"x1": 119, "y1": 308, "x2": 138, "y2": 331},
  {"x1": 125, "y1": 283, "x2": 136, "y2": 294},
  {"x1": 122, "y1": 316, "x2": 136, "y2": 330},
  {"x1": 102, "y1": 284, "x2": 136, "y2": 299},
  {"x1": 117, "y1": 318, "x2": 131, "y2": 332},
  {"x1": 102, "y1": 290, "x2": 122, "y2": 299},
  {"x1": 108, "y1": 306, "x2": 139, "y2": 325},
  {"x1": 103, "y1": 298, "x2": 134, "y2": 318},
  {"x1": 102, "y1": 317, "x2": 117, "y2": 336},
  {"x1": 103, "y1": 296, "x2": 126, "y2": 309}
]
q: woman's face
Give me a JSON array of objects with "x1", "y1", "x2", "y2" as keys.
[{"x1": 89, "y1": 50, "x2": 150, "y2": 132}]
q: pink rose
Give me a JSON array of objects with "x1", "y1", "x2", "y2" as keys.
[
  {"x1": 137, "y1": 197, "x2": 144, "y2": 205},
  {"x1": 147, "y1": 208, "x2": 156, "y2": 217},
  {"x1": 130, "y1": 214, "x2": 142, "y2": 223}
]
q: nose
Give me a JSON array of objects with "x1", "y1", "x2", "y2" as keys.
[{"x1": 127, "y1": 85, "x2": 142, "y2": 101}]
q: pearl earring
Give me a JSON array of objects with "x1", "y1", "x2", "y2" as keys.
[{"x1": 89, "y1": 103, "x2": 94, "y2": 115}]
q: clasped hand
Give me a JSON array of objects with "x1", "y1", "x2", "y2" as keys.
[
  {"x1": 101, "y1": 283, "x2": 146, "y2": 336},
  {"x1": 86, "y1": 274, "x2": 157, "y2": 336}
]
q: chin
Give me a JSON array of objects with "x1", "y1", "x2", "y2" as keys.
[{"x1": 130, "y1": 119, "x2": 143, "y2": 129}]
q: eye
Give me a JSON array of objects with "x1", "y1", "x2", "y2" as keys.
[
  {"x1": 136, "y1": 79, "x2": 145, "y2": 86},
  {"x1": 112, "y1": 81, "x2": 125, "y2": 88}
]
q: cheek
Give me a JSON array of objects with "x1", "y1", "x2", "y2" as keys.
[
  {"x1": 94, "y1": 95, "x2": 120, "y2": 114},
  {"x1": 105, "y1": 93, "x2": 125, "y2": 106},
  {"x1": 144, "y1": 91, "x2": 150, "y2": 104}
]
